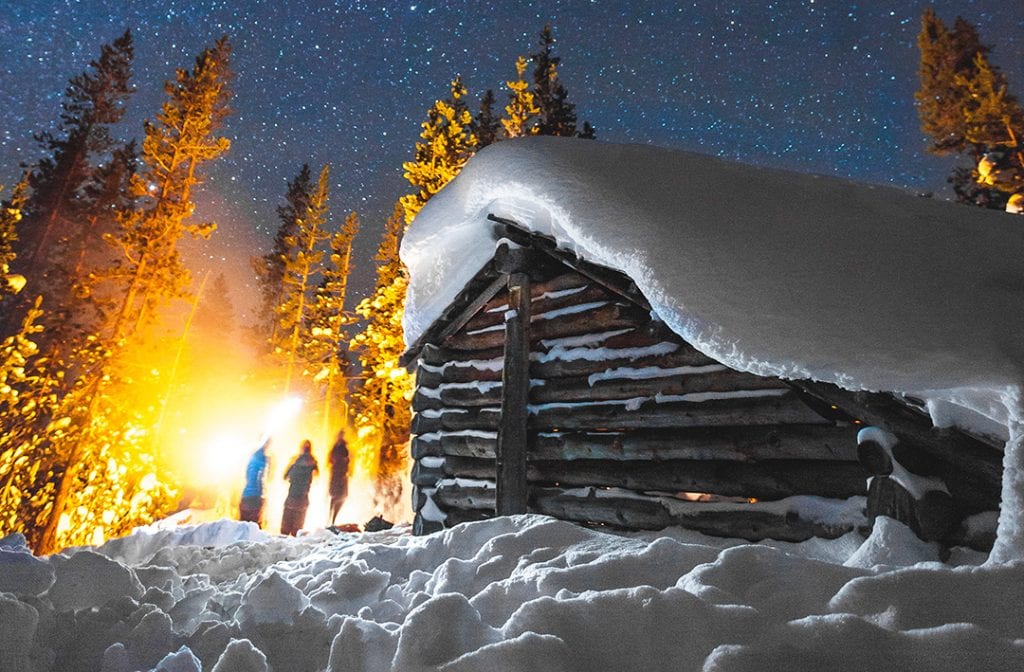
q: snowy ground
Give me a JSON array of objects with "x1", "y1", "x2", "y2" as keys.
[{"x1": 2, "y1": 514, "x2": 1023, "y2": 672}]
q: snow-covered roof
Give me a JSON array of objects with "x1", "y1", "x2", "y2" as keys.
[{"x1": 401, "y1": 137, "x2": 1024, "y2": 433}]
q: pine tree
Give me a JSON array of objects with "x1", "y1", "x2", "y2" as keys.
[
  {"x1": 273, "y1": 164, "x2": 331, "y2": 392},
  {"x1": 104, "y1": 36, "x2": 232, "y2": 342},
  {"x1": 350, "y1": 203, "x2": 413, "y2": 513},
  {"x1": 529, "y1": 25, "x2": 578, "y2": 137},
  {"x1": 502, "y1": 56, "x2": 540, "y2": 139},
  {"x1": 9, "y1": 30, "x2": 134, "y2": 335},
  {"x1": 915, "y1": 10, "x2": 988, "y2": 157},
  {"x1": 399, "y1": 76, "x2": 476, "y2": 225},
  {"x1": 305, "y1": 210, "x2": 360, "y2": 435},
  {"x1": 915, "y1": 10, "x2": 1023, "y2": 208},
  {"x1": 472, "y1": 89, "x2": 501, "y2": 149},
  {"x1": 253, "y1": 164, "x2": 312, "y2": 346},
  {"x1": 1, "y1": 177, "x2": 29, "y2": 297}
]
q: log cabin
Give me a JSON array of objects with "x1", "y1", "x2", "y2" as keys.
[{"x1": 399, "y1": 138, "x2": 1015, "y2": 551}]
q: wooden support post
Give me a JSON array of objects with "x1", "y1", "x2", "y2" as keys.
[{"x1": 496, "y1": 272, "x2": 531, "y2": 515}]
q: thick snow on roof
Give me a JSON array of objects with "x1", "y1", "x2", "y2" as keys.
[
  {"x1": 402, "y1": 137, "x2": 1024, "y2": 428},
  {"x1": 5, "y1": 514, "x2": 1024, "y2": 671}
]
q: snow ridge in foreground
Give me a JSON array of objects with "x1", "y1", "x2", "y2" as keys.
[{"x1": 1, "y1": 515, "x2": 1022, "y2": 671}]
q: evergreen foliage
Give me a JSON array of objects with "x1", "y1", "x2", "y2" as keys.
[
  {"x1": 350, "y1": 203, "x2": 413, "y2": 511},
  {"x1": 271, "y1": 164, "x2": 331, "y2": 392},
  {"x1": 502, "y1": 56, "x2": 540, "y2": 139},
  {"x1": 1, "y1": 177, "x2": 29, "y2": 297},
  {"x1": 915, "y1": 10, "x2": 1023, "y2": 209},
  {"x1": 104, "y1": 36, "x2": 232, "y2": 341},
  {"x1": 529, "y1": 25, "x2": 581, "y2": 137},
  {"x1": 305, "y1": 210, "x2": 360, "y2": 434},
  {"x1": 253, "y1": 164, "x2": 312, "y2": 346},
  {"x1": 471, "y1": 89, "x2": 501, "y2": 150},
  {"x1": 10, "y1": 30, "x2": 135, "y2": 339},
  {"x1": 399, "y1": 76, "x2": 476, "y2": 226}
]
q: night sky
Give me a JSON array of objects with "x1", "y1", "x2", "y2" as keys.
[{"x1": 2, "y1": 1, "x2": 1021, "y2": 316}]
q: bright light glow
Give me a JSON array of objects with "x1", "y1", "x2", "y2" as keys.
[{"x1": 264, "y1": 396, "x2": 304, "y2": 437}]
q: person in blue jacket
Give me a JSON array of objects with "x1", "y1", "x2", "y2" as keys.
[{"x1": 239, "y1": 438, "x2": 270, "y2": 527}]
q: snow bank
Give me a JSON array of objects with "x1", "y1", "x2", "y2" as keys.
[{"x1": 3, "y1": 515, "x2": 1022, "y2": 671}]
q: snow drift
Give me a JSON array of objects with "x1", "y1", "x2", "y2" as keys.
[{"x1": 2, "y1": 515, "x2": 1023, "y2": 672}]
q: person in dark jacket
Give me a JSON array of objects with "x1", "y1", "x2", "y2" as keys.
[
  {"x1": 281, "y1": 439, "x2": 319, "y2": 535},
  {"x1": 239, "y1": 439, "x2": 270, "y2": 527},
  {"x1": 328, "y1": 431, "x2": 350, "y2": 525}
]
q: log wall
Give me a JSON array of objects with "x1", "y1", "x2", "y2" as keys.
[{"x1": 410, "y1": 267, "x2": 870, "y2": 540}]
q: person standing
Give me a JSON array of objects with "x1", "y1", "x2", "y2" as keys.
[
  {"x1": 239, "y1": 439, "x2": 270, "y2": 527},
  {"x1": 281, "y1": 439, "x2": 319, "y2": 535},
  {"x1": 328, "y1": 431, "x2": 350, "y2": 525}
]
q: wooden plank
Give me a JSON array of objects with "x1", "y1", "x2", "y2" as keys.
[
  {"x1": 530, "y1": 425, "x2": 859, "y2": 462},
  {"x1": 528, "y1": 391, "x2": 833, "y2": 432},
  {"x1": 531, "y1": 343, "x2": 717, "y2": 379},
  {"x1": 412, "y1": 432, "x2": 498, "y2": 459},
  {"x1": 416, "y1": 361, "x2": 504, "y2": 386},
  {"x1": 530, "y1": 368, "x2": 789, "y2": 405},
  {"x1": 444, "y1": 301, "x2": 647, "y2": 352},
  {"x1": 412, "y1": 407, "x2": 502, "y2": 433},
  {"x1": 430, "y1": 454, "x2": 865, "y2": 500},
  {"x1": 413, "y1": 383, "x2": 503, "y2": 410},
  {"x1": 481, "y1": 271, "x2": 590, "y2": 313},
  {"x1": 524, "y1": 458, "x2": 867, "y2": 500},
  {"x1": 432, "y1": 484, "x2": 497, "y2": 510},
  {"x1": 467, "y1": 283, "x2": 612, "y2": 332},
  {"x1": 531, "y1": 488, "x2": 862, "y2": 541},
  {"x1": 496, "y1": 273, "x2": 531, "y2": 515},
  {"x1": 418, "y1": 342, "x2": 505, "y2": 367}
]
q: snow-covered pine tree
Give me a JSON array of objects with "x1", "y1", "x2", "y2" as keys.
[
  {"x1": 472, "y1": 89, "x2": 501, "y2": 150},
  {"x1": 399, "y1": 76, "x2": 476, "y2": 226},
  {"x1": 502, "y1": 56, "x2": 540, "y2": 139},
  {"x1": 273, "y1": 164, "x2": 331, "y2": 392}
]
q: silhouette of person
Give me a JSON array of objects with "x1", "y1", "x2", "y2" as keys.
[
  {"x1": 281, "y1": 439, "x2": 319, "y2": 536},
  {"x1": 328, "y1": 431, "x2": 350, "y2": 525},
  {"x1": 239, "y1": 438, "x2": 270, "y2": 527}
]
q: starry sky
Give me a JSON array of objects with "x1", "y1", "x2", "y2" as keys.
[{"x1": 2, "y1": 1, "x2": 1021, "y2": 316}]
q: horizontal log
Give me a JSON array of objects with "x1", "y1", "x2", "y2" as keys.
[
  {"x1": 530, "y1": 488, "x2": 862, "y2": 541},
  {"x1": 416, "y1": 359, "x2": 504, "y2": 386},
  {"x1": 419, "y1": 342, "x2": 505, "y2": 367},
  {"x1": 412, "y1": 407, "x2": 502, "y2": 434},
  {"x1": 444, "y1": 302, "x2": 647, "y2": 351},
  {"x1": 428, "y1": 454, "x2": 865, "y2": 500},
  {"x1": 467, "y1": 284, "x2": 611, "y2": 332},
  {"x1": 414, "y1": 424, "x2": 858, "y2": 463},
  {"x1": 432, "y1": 483, "x2": 496, "y2": 510},
  {"x1": 413, "y1": 382, "x2": 503, "y2": 410},
  {"x1": 528, "y1": 391, "x2": 832, "y2": 432},
  {"x1": 530, "y1": 368, "x2": 788, "y2": 405},
  {"x1": 530, "y1": 343, "x2": 718, "y2": 379},
  {"x1": 413, "y1": 432, "x2": 498, "y2": 459},
  {"x1": 481, "y1": 270, "x2": 591, "y2": 313},
  {"x1": 531, "y1": 425, "x2": 859, "y2": 462}
]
